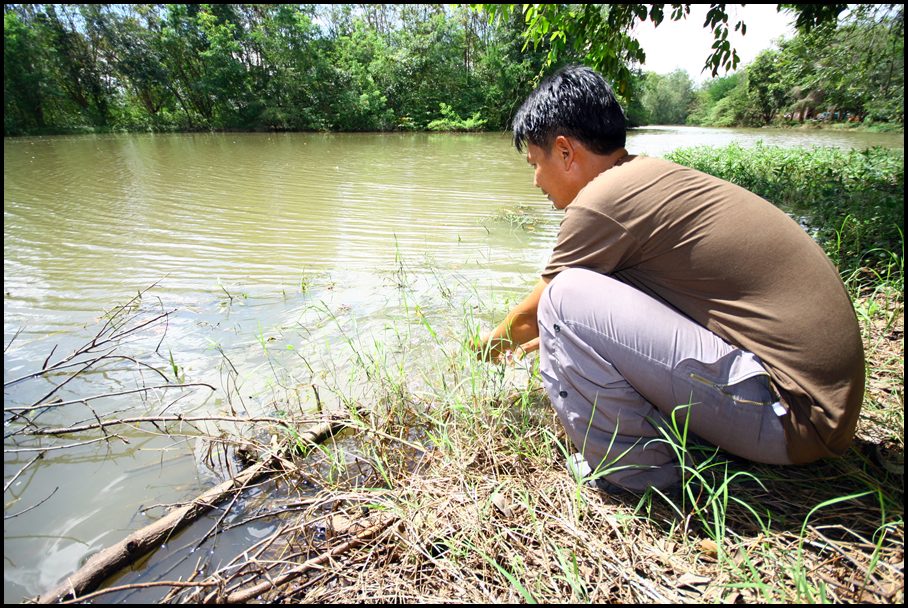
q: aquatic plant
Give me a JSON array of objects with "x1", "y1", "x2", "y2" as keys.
[{"x1": 484, "y1": 203, "x2": 542, "y2": 232}]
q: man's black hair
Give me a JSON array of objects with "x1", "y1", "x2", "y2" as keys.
[{"x1": 512, "y1": 65, "x2": 626, "y2": 156}]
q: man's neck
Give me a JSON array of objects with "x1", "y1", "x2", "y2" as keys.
[{"x1": 590, "y1": 147, "x2": 629, "y2": 176}]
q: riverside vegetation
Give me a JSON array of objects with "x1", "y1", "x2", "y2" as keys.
[
  {"x1": 7, "y1": 145, "x2": 902, "y2": 603},
  {"x1": 4, "y1": 4, "x2": 903, "y2": 135}
]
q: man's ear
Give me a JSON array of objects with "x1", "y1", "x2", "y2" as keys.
[{"x1": 552, "y1": 135, "x2": 575, "y2": 169}]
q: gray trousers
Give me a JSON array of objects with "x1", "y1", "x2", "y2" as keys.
[{"x1": 537, "y1": 268, "x2": 792, "y2": 492}]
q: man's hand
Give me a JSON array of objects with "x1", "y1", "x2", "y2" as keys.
[
  {"x1": 472, "y1": 279, "x2": 549, "y2": 363},
  {"x1": 499, "y1": 337, "x2": 541, "y2": 365},
  {"x1": 519, "y1": 337, "x2": 540, "y2": 355}
]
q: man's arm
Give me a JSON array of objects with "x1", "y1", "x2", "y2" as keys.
[{"x1": 476, "y1": 278, "x2": 550, "y2": 361}]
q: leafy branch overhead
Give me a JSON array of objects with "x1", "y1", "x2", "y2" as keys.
[{"x1": 479, "y1": 3, "x2": 848, "y2": 95}]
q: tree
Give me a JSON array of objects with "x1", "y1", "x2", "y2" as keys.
[
  {"x1": 775, "y1": 4, "x2": 903, "y2": 124},
  {"x1": 685, "y1": 4, "x2": 903, "y2": 127},
  {"x1": 811, "y1": 5, "x2": 903, "y2": 122},
  {"x1": 469, "y1": 5, "x2": 546, "y2": 130},
  {"x1": 481, "y1": 4, "x2": 848, "y2": 96},
  {"x1": 686, "y1": 72, "x2": 742, "y2": 125},
  {"x1": 745, "y1": 49, "x2": 787, "y2": 123},
  {"x1": 640, "y1": 69, "x2": 695, "y2": 124},
  {"x1": 81, "y1": 5, "x2": 176, "y2": 128},
  {"x1": 4, "y1": 10, "x2": 52, "y2": 132},
  {"x1": 46, "y1": 5, "x2": 115, "y2": 126},
  {"x1": 9, "y1": 3, "x2": 887, "y2": 135},
  {"x1": 707, "y1": 82, "x2": 750, "y2": 126},
  {"x1": 240, "y1": 5, "x2": 334, "y2": 130}
]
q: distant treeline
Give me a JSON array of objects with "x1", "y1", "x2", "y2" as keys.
[
  {"x1": 3, "y1": 4, "x2": 904, "y2": 136},
  {"x1": 645, "y1": 5, "x2": 904, "y2": 128},
  {"x1": 3, "y1": 4, "x2": 546, "y2": 135}
]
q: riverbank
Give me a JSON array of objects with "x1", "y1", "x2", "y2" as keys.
[
  {"x1": 773, "y1": 121, "x2": 904, "y2": 134},
  {"x1": 265, "y1": 291, "x2": 903, "y2": 604},
  {"x1": 8, "y1": 120, "x2": 904, "y2": 139},
  {"x1": 117, "y1": 142, "x2": 907, "y2": 602},
  {"x1": 78, "y1": 288, "x2": 900, "y2": 604}
]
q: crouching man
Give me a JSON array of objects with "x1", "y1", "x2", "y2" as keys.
[{"x1": 476, "y1": 65, "x2": 864, "y2": 493}]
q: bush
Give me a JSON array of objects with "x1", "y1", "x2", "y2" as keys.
[{"x1": 426, "y1": 103, "x2": 487, "y2": 132}]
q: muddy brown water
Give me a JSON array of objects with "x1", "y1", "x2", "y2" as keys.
[{"x1": 4, "y1": 127, "x2": 902, "y2": 602}]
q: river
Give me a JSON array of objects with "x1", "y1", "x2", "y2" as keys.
[{"x1": 3, "y1": 126, "x2": 902, "y2": 602}]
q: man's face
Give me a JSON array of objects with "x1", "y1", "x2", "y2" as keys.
[{"x1": 526, "y1": 142, "x2": 573, "y2": 209}]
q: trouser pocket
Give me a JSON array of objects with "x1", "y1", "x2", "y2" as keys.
[
  {"x1": 673, "y1": 350, "x2": 776, "y2": 407},
  {"x1": 669, "y1": 350, "x2": 791, "y2": 465}
]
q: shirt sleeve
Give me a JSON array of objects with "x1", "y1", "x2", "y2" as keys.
[{"x1": 541, "y1": 205, "x2": 640, "y2": 279}]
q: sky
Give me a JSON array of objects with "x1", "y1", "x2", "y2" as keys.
[{"x1": 634, "y1": 4, "x2": 797, "y2": 83}]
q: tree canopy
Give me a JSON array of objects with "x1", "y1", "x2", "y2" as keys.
[
  {"x1": 3, "y1": 4, "x2": 902, "y2": 135},
  {"x1": 4, "y1": 4, "x2": 547, "y2": 134},
  {"x1": 688, "y1": 4, "x2": 904, "y2": 126},
  {"x1": 481, "y1": 4, "x2": 849, "y2": 94}
]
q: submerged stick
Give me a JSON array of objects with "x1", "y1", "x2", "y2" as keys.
[
  {"x1": 36, "y1": 417, "x2": 347, "y2": 604},
  {"x1": 5, "y1": 383, "x2": 217, "y2": 414},
  {"x1": 22, "y1": 414, "x2": 310, "y2": 437}
]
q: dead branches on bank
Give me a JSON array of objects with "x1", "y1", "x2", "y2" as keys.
[
  {"x1": 36, "y1": 416, "x2": 351, "y2": 604},
  {"x1": 16, "y1": 414, "x2": 306, "y2": 437},
  {"x1": 5, "y1": 283, "x2": 173, "y2": 391},
  {"x1": 10, "y1": 288, "x2": 904, "y2": 605},
  {"x1": 4, "y1": 289, "x2": 222, "y2": 519},
  {"x1": 4, "y1": 285, "x2": 192, "y2": 435},
  {"x1": 37, "y1": 457, "x2": 280, "y2": 604},
  {"x1": 4, "y1": 286, "x2": 356, "y2": 603},
  {"x1": 211, "y1": 514, "x2": 399, "y2": 604}
]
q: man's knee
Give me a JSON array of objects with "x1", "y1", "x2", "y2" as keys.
[{"x1": 539, "y1": 267, "x2": 599, "y2": 327}]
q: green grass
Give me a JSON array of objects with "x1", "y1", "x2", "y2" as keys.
[{"x1": 244, "y1": 264, "x2": 902, "y2": 603}]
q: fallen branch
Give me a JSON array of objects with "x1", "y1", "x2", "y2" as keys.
[
  {"x1": 21, "y1": 414, "x2": 313, "y2": 437},
  {"x1": 4, "y1": 435, "x2": 129, "y2": 454},
  {"x1": 58, "y1": 579, "x2": 218, "y2": 605},
  {"x1": 4, "y1": 302, "x2": 172, "y2": 388},
  {"x1": 5, "y1": 383, "x2": 217, "y2": 414},
  {"x1": 213, "y1": 515, "x2": 399, "y2": 604},
  {"x1": 5, "y1": 325, "x2": 23, "y2": 353},
  {"x1": 36, "y1": 417, "x2": 348, "y2": 604},
  {"x1": 4, "y1": 451, "x2": 45, "y2": 492},
  {"x1": 4, "y1": 487, "x2": 59, "y2": 520},
  {"x1": 30, "y1": 351, "x2": 170, "y2": 409}
]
